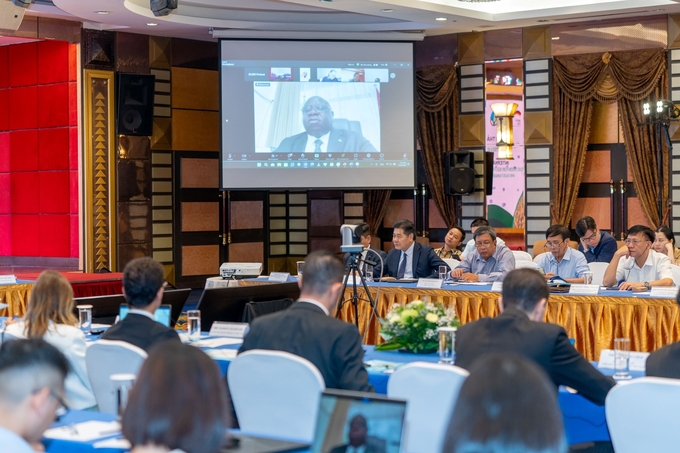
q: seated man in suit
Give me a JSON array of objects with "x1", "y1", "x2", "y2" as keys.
[
  {"x1": 0, "y1": 339, "x2": 69, "y2": 453},
  {"x1": 455, "y1": 269, "x2": 615, "y2": 405},
  {"x1": 329, "y1": 414, "x2": 386, "y2": 453},
  {"x1": 343, "y1": 223, "x2": 387, "y2": 280},
  {"x1": 575, "y1": 216, "x2": 618, "y2": 263},
  {"x1": 602, "y1": 224, "x2": 674, "y2": 290},
  {"x1": 102, "y1": 257, "x2": 180, "y2": 352},
  {"x1": 533, "y1": 224, "x2": 590, "y2": 283},
  {"x1": 274, "y1": 96, "x2": 377, "y2": 153},
  {"x1": 452, "y1": 226, "x2": 515, "y2": 282},
  {"x1": 239, "y1": 250, "x2": 373, "y2": 392},
  {"x1": 384, "y1": 219, "x2": 448, "y2": 279},
  {"x1": 647, "y1": 290, "x2": 680, "y2": 378}
]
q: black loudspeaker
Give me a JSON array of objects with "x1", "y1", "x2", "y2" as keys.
[
  {"x1": 116, "y1": 73, "x2": 155, "y2": 136},
  {"x1": 150, "y1": 0, "x2": 178, "y2": 17},
  {"x1": 444, "y1": 151, "x2": 476, "y2": 195}
]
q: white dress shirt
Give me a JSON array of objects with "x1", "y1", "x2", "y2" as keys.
[
  {"x1": 129, "y1": 308, "x2": 155, "y2": 319},
  {"x1": 398, "y1": 241, "x2": 416, "y2": 278},
  {"x1": 615, "y1": 249, "x2": 674, "y2": 284},
  {"x1": 304, "y1": 132, "x2": 331, "y2": 153}
]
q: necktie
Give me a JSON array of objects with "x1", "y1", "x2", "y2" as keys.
[
  {"x1": 397, "y1": 252, "x2": 407, "y2": 279},
  {"x1": 314, "y1": 139, "x2": 322, "y2": 153}
]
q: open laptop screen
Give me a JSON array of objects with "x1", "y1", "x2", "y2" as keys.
[{"x1": 311, "y1": 389, "x2": 406, "y2": 453}]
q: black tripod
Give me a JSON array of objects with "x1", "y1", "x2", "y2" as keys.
[{"x1": 336, "y1": 250, "x2": 379, "y2": 327}]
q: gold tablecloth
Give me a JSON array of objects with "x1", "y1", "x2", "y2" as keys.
[
  {"x1": 338, "y1": 286, "x2": 680, "y2": 361},
  {"x1": 0, "y1": 283, "x2": 33, "y2": 318}
]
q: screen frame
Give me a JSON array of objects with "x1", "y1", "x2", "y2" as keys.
[{"x1": 218, "y1": 38, "x2": 418, "y2": 191}]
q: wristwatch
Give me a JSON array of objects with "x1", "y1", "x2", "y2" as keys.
[{"x1": 644, "y1": 281, "x2": 651, "y2": 291}]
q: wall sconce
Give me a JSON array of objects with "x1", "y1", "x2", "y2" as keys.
[{"x1": 491, "y1": 102, "x2": 518, "y2": 160}]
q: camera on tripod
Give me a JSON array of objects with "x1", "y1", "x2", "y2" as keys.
[{"x1": 340, "y1": 224, "x2": 366, "y2": 254}]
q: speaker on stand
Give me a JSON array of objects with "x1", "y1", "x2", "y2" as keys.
[{"x1": 116, "y1": 73, "x2": 155, "y2": 136}]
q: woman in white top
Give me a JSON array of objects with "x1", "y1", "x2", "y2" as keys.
[{"x1": 5, "y1": 270, "x2": 96, "y2": 410}]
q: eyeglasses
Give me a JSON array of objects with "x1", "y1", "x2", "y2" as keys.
[
  {"x1": 625, "y1": 238, "x2": 649, "y2": 245},
  {"x1": 544, "y1": 240, "x2": 564, "y2": 248},
  {"x1": 48, "y1": 389, "x2": 70, "y2": 421},
  {"x1": 475, "y1": 241, "x2": 494, "y2": 248},
  {"x1": 581, "y1": 231, "x2": 598, "y2": 242}
]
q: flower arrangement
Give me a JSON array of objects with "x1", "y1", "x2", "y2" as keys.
[{"x1": 375, "y1": 300, "x2": 460, "y2": 354}]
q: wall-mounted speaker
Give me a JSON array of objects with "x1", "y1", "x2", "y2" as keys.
[
  {"x1": 444, "y1": 150, "x2": 476, "y2": 196},
  {"x1": 116, "y1": 73, "x2": 155, "y2": 136}
]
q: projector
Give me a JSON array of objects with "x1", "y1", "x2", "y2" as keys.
[{"x1": 219, "y1": 262, "x2": 263, "y2": 279}]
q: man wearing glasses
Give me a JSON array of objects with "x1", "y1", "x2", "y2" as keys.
[
  {"x1": 0, "y1": 339, "x2": 69, "y2": 452},
  {"x1": 575, "y1": 216, "x2": 618, "y2": 263},
  {"x1": 602, "y1": 225, "x2": 674, "y2": 290},
  {"x1": 534, "y1": 224, "x2": 590, "y2": 283},
  {"x1": 451, "y1": 226, "x2": 515, "y2": 282}
]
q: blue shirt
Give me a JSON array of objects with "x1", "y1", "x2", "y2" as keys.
[
  {"x1": 534, "y1": 247, "x2": 590, "y2": 279},
  {"x1": 578, "y1": 231, "x2": 618, "y2": 263},
  {"x1": 0, "y1": 426, "x2": 34, "y2": 453},
  {"x1": 457, "y1": 244, "x2": 516, "y2": 282}
]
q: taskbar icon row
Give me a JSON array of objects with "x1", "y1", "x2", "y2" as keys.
[{"x1": 255, "y1": 161, "x2": 409, "y2": 168}]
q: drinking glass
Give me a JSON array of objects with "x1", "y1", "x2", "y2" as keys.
[
  {"x1": 77, "y1": 305, "x2": 93, "y2": 333},
  {"x1": 439, "y1": 265, "x2": 449, "y2": 281},
  {"x1": 438, "y1": 327, "x2": 457, "y2": 364},
  {"x1": 187, "y1": 310, "x2": 201, "y2": 342},
  {"x1": 364, "y1": 264, "x2": 374, "y2": 282},
  {"x1": 296, "y1": 261, "x2": 305, "y2": 278},
  {"x1": 614, "y1": 337, "x2": 631, "y2": 380},
  {"x1": 110, "y1": 373, "x2": 135, "y2": 419},
  {"x1": 583, "y1": 271, "x2": 593, "y2": 285}
]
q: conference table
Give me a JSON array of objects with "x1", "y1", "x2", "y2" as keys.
[{"x1": 333, "y1": 280, "x2": 680, "y2": 361}]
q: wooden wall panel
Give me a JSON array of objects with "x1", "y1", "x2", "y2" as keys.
[
  {"x1": 525, "y1": 111, "x2": 553, "y2": 145},
  {"x1": 459, "y1": 114, "x2": 485, "y2": 147},
  {"x1": 180, "y1": 157, "x2": 219, "y2": 188},
  {"x1": 149, "y1": 36, "x2": 171, "y2": 69},
  {"x1": 172, "y1": 109, "x2": 219, "y2": 151},
  {"x1": 181, "y1": 244, "x2": 219, "y2": 276},
  {"x1": 589, "y1": 101, "x2": 623, "y2": 144},
  {"x1": 523, "y1": 26, "x2": 551, "y2": 60},
  {"x1": 669, "y1": 15, "x2": 680, "y2": 49},
  {"x1": 181, "y1": 202, "x2": 219, "y2": 231},
  {"x1": 458, "y1": 32, "x2": 484, "y2": 66},
  {"x1": 172, "y1": 67, "x2": 218, "y2": 111},
  {"x1": 582, "y1": 150, "x2": 611, "y2": 183},
  {"x1": 231, "y1": 201, "x2": 263, "y2": 229},
  {"x1": 229, "y1": 242, "x2": 264, "y2": 263}
]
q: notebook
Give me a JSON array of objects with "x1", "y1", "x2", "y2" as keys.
[{"x1": 310, "y1": 389, "x2": 407, "y2": 453}]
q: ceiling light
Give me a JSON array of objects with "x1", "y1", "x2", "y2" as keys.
[
  {"x1": 551, "y1": 37, "x2": 560, "y2": 40},
  {"x1": 537, "y1": 19, "x2": 549, "y2": 22},
  {"x1": 147, "y1": 23, "x2": 158, "y2": 26},
  {"x1": 653, "y1": 8, "x2": 665, "y2": 11},
  {"x1": 381, "y1": 8, "x2": 394, "y2": 12},
  {"x1": 96, "y1": 11, "x2": 109, "y2": 15},
  {"x1": 319, "y1": 0, "x2": 333, "y2": 2},
  {"x1": 435, "y1": 17, "x2": 447, "y2": 21}
]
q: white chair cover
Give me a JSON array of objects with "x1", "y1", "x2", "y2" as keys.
[
  {"x1": 443, "y1": 258, "x2": 460, "y2": 270},
  {"x1": 588, "y1": 262, "x2": 609, "y2": 287},
  {"x1": 387, "y1": 362, "x2": 469, "y2": 453},
  {"x1": 606, "y1": 377, "x2": 680, "y2": 453},
  {"x1": 514, "y1": 260, "x2": 540, "y2": 270},
  {"x1": 512, "y1": 250, "x2": 533, "y2": 261},
  {"x1": 228, "y1": 349, "x2": 325, "y2": 443},
  {"x1": 85, "y1": 340, "x2": 147, "y2": 414},
  {"x1": 670, "y1": 264, "x2": 680, "y2": 286}
]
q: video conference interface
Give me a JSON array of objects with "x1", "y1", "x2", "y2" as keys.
[{"x1": 220, "y1": 40, "x2": 416, "y2": 189}]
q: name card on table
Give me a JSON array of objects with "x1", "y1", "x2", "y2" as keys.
[
  {"x1": 209, "y1": 321, "x2": 249, "y2": 339},
  {"x1": 491, "y1": 282, "x2": 503, "y2": 292},
  {"x1": 417, "y1": 278, "x2": 443, "y2": 289},
  {"x1": 0, "y1": 275, "x2": 17, "y2": 285},
  {"x1": 650, "y1": 286, "x2": 680, "y2": 298},
  {"x1": 629, "y1": 352, "x2": 650, "y2": 371},
  {"x1": 268, "y1": 272, "x2": 290, "y2": 283},
  {"x1": 569, "y1": 284, "x2": 600, "y2": 295},
  {"x1": 598, "y1": 350, "x2": 616, "y2": 369}
]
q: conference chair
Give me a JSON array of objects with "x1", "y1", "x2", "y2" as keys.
[
  {"x1": 588, "y1": 262, "x2": 609, "y2": 286},
  {"x1": 228, "y1": 350, "x2": 325, "y2": 443},
  {"x1": 532, "y1": 239, "x2": 547, "y2": 258},
  {"x1": 443, "y1": 258, "x2": 460, "y2": 270},
  {"x1": 512, "y1": 250, "x2": 533, "y2": 261},
  {"x1": 85, "y1": 340, "x2": 148, "y2": 414},
  {"x1": 670, "y1": 264, "x2": 680, "y2": 286},
  {"x1": 514, "y1": 260, "x2": 540, "y2": 270},
  {"x1": 606, "y1": 377, "x2": 680, "y2": 453},
  {"x1": 387, "y1": 362, "x2": 469, "y2": 453}
]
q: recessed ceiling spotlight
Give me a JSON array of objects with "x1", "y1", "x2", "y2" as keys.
[
  {"x1": 551, "y1": 36, "x2": 560, "y2": 40},
  {"x1": 653, "y1": 8, "x2": 665, "y2": 11},
  {"x1": 319, "y1": 0, "x2": 333, "y2": 2},
  {"x1": 436, "y1": 17, "x2": 447, "y2": 21},
  {"x1": 96, "y1": 11, "x2": 109, "y2": 15},
  {"x1": 147, "y1": 22, "x2": 158, "y2": 26},
  {"x1": 381, "y1": 8, "x2": 394, "y2": 12},
  {"x1": 537, "y1": 19, "x2": 549, "y2": 22}
]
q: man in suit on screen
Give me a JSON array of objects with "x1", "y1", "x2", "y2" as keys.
[
  {"x1": 238, "y1": 250, "x2": 373, "y2": 392},
  {"x1": 383, "y1": 219, "x2": 449, "y2": 279},
  {"x1": 274, "y1": 96, "x2": 377, "y2": 154}
]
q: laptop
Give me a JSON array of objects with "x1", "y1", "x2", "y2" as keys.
[{"x1": 310, "y1": 389, "x2": 407, "y2": 453}]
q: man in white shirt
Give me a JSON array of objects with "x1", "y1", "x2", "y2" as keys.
[
  {"x1": 0, "y1": 339, "x2": 69, "y2": 453},
  {"x1": 461, "y1": 217, "x2": 506, "y2": 259},
  {"x1": 603, "y1": 225, "x2": 674, "y2": 290}
]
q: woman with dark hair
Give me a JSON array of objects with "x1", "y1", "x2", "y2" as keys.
[
  {"x1": 5, "y1": 270, "x2": 96, "y2": 409},
  {"x1": 434, "y1": 227, "x2": 465, "y2": 260},
  {"x1": 653, "y1": 226, "x2": 680, "y2": 265},
  {"x1": 122, "y1": 342, "x2": 230, "y2": 453},
  {"x1": 442, "y1": 353, "x2": 567, "y2": 453}
]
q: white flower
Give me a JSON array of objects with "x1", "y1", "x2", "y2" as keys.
[
  {"x1": 425, "y1": 313, "x2": 439, "y2": 323},
  {"x1": 389, "y1": 315, "x2": 401, "y2": 324}
]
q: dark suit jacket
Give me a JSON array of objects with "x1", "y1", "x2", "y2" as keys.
[
  {"x1": 343, "y1": 248, "x2": 387, "y2": 279},
  {"x1": 384, "y1": 242, "x2": 449, "y2": 279},
  {"x1": 101, "y1": 313, "x2": 180, "y2": 353},
  {"x1": 238, "y1": 301, "x2": 373, "y2": 392},
  {"x1": 274, "y1": 129, "x2": 377, "y2": 154},
  {"x1": 647, "y1": 343, "x2": 680, "y2": 378},
  {"x1": 329, "y1": 443, "x2": 384, "y2": 453},
  {"x1": 455, "y1": 307, "x2": 615, "y2": 405}
]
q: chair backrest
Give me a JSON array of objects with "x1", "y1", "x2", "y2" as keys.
[
  {"x1": 514, "y1": 260, "x2": 540, "y2": 270},
  {"x1": 617, "y1": 240, "x2": 627, "y2": 251},
  {"x1": 443, "y1": 258, "x2": 460, "y2": 270},
  {"x1": 228, "y1": 349, "x2": 325, "y2": 442},
  {"x1": 670, "y1": 264, "x2": 680, "y2": 286},
  {"x1": 240, "y1": 298, "x2": 294, "y2": 323},
  {"x1": 587, "y1": 262, "x2": 609, "y2": 286},
  {"x1": 387, "y1": 362, "x2": 469, "y2": 453},
  {"x1": 85, "y1": 340, "x2": 148, "y2": 414},
  {"x1": 606, "y1": 377, "x2": 680, "y2": 453},
  {"x1": 532, "y1": 239, "x2": 547, "y2": 258},
  {"x1": 512, "y1": 250, "x2": 533, "y2": 261}
]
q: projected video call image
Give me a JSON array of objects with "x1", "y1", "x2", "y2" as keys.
[{"x1": 253, "y1": 82, "x2": 381, "y2": 154}]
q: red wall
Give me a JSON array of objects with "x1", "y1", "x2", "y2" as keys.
[{"x1": 0, "y1": 41, "x2": 78, "y2": 258}]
